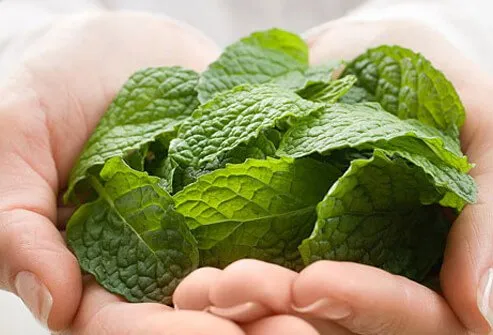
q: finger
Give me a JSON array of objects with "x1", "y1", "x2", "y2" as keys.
[
  {"x1": 242, "y1": 315, "x2": 319, "y2": 335},
  {"x1": 441, "y1": 172, "x2": 493, "y2": 333},
  {"x1": 0, "y1": 98, "x2": 82, "y2": 330},
  {"x1": 440, "y1": 79, "x2": 493, "y2": 334},
  {"x1": 207, "y1": 260, "x2": 297, "y2": 323},
  {"x1": 69, "y1": 279, "x2": 244, "y2": 335},
  {"x1": 173, "y1": 267, "x2": 222, "y2": 310},
  {"x1": 292, "y1": 261, "x2": 466, "y2": 335},
  {"x1": 304, "y1": 317, "x2": 355, "y2": 335},
  {"x1": 0, "y1": 209, "x2": 82, "y2": 331}
]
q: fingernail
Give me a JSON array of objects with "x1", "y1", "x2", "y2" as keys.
[
  {"x1": 292, "y1": 298, "x2": 352, "y2": 320},
  {"x1": 207, "y1": 302, "x2": 271, "y2": 322},
  {"x1": 478, "y1": 268, "x2": 493, "y2": 328},
  {"x1": 14, "y1": 271, "x2": 53, "y2": 328}
]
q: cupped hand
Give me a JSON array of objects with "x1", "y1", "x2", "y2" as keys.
[
  {"x1": 305, "y1": 19, "x2": 493, "y2": 335},
  {"x1": 175, "y1": 20, "x2": 493, "y2": 335},
  {"x1": 0, "y1": 11, "x2": 244, "y2": 334}
]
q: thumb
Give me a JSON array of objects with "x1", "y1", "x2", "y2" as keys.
[
  {"x1": 0, "y1": 86, "x2": 82, "y2": 331},
  {"x1": 441, "y1": 91, "x2": 493, "y2": 334}
]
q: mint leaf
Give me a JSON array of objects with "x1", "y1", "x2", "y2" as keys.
[
  {"x1": 169, "y1": 85, "x2": 322, "y2": 186},
  {"x1": 299, "y1": 151, "x2": 450, "y2": 280},
  {"x1": 339, "y1": 86, "x2": 375, "y2": 104},
  {"x1": 65, "y1": 67, "x2": 199, "y2": 203},
  {"x1": 278, "y1": 103, "x2": 471, "y2": 173},
  {"x1": 343, "y1": 46, "x2": 465, "y2": 136},
  {"x1": 279, "y1": 60, "x2": 344, "y2": 91},
  {"x1": 302, "y1": 61, "x2": 344, "y2": 85},
  {"x1": 196, "y1": 29, "x2": 308, "y2": 102},
  {"x1": 298, "y1": 75, "x2": 357, "y2": 103},
  {"x1": 204, "y1": 128, "x2": 282, "y2": 171},
  {"x1": 125, "y1": 143, "x2": 149, "y2": 171},
  {"x1": 168, "y1": 128, "x2": 282, "y2": 193},
  {"x1": 381, "y1": 150, "x2": 476, "y2": 210},
  {"x1": 67, "y1": 158, "x2": 199, "y2": 304},
  {"x1": 174, "y1": 157, "x2": 342, "y2": 270},
  {"x1": 143, "y1": 133, "x2": 181, "y2": 193}
]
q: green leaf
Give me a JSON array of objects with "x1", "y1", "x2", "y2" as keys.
[
  {"x1": 339, "y1": 86, "x2": 375, "y2": 104},
  {"x1": 143, "y1": 132, "x2": 181, "y2": 193},
  {"x1": 174, "y1": 157, "x2": 342, "y2": 270},
  {"x1": 169, "y1": 129, "x2": 281, "y2": 193},
  {"x1": 380, "y1": 149, "x2": 476, "y2": 210},
  {"x1": 149, "y1": 157, "x2": 179, "y2": 193},
  {"x1": 277, "y1": 103, "x2": 471, "y2": 173},
  {"x1": 299, "y1": 151, "x2": 450, "y2": 281},
  {"x1": 343, "y1": 45, "x2": 465, "y2": 136},
  {"x1": 125, "y1": 143, "x2": 149, "y2": 171},
  {"x1": 65, "y1": 67, "x2": 200, "y2": 203},
  {"x1": 279, "y1": 60, "x2": 344, "y2": 91},
  {"x1": 302, "y1": 61, "x2": 344, "y2": 85},
  {"x1": 196, "y1": 28, "x2": 309, "y2": 102},
  {"x1": 67, "y1": 158, "x2": 199, "y2": 304},
  {"x1": 203, "y1": 128, "x2": 282, "y2": 171},
  {"x1": 298, "y1": 75, "x2": 357, "y2": 103},
  {"x1": 169, "y1": 85, "x2": 322, "y2": 186}
]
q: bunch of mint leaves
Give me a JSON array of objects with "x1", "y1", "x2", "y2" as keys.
[{"x1": 64, "y1": 28, "x2": 477, "y2": 305}]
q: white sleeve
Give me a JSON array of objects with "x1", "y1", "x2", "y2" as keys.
[
  {"x1": 346, "y1": 0, "x2": 493, "y2": 71},
  {"x1": 0, "y1": 0, "x2": 104, "y2": 76}
]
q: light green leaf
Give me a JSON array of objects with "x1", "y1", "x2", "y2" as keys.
[
  {"x1": 67, "y1": 158, "x2": 199, "y2": 304},
  {"x1": 277, "y1": 103, "x2": 471, "y2": 173},
  {"x1": 174, "y1": 157, "x2": 342, "y2": 270},
  {"x1": 343, "y1": 45, "x2": 465, "y2": 136},
  {"x1": 298, "y1": 75, "x2": 357, "y2": 103},
  {"x1": 302, "y1": 61, "x2": 344, "y2": 85},
  {"x1": 299, "y1": 151, "x2": 450, "y2": 281},
  {"x1": 279, "y1": 60, "x2": 344, "y2": 91},
  {"x1": 169, "y1": 85, "x2": 322, "y2": 186},
  {"x1": 65, "y1": 67, "x2": 199, "y2": 203},
  {"x1": 196, "y1": 28, "x2": 308, "y2": 102}
]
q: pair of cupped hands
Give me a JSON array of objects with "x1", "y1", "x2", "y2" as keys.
[{"x1": 0, "y1": 11, "x2": 492, "y2": 335}]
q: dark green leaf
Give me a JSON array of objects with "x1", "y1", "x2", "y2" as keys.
[
  {"x1": 174, "y1": 157, "x2": 342, "y2": 270},
  {"x1": 67, "y1": 158, "x2": 199, "y2": 304},
  {"x1": 299, "y1": 151, "x2": 450, "y2": 281}
]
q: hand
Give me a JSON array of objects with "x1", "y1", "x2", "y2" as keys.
[
  {"x1": 175, "y1": 20, "x2": 493, "y2": 335},
  {"x1": 0, "y1": 11, "x2": 246, "y2": 334},
  {"x1": 304, "y1": 19, "x2": 493, "y2": 335}
]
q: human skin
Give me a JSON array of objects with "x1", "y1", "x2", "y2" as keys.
[
  {"x1": 1, "y1": 12, "x2": 492, "y2": 334},
  {"x1": 0, "y1": 12, "x2": 320, "y2": 334},
  {"x1": 174, "y1": 20, "x2": 493, "y2": 335}
]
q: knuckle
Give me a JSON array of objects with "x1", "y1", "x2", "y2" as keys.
[{"x1": 299, "y1": 260, "x2": 334, "y2": 280}]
